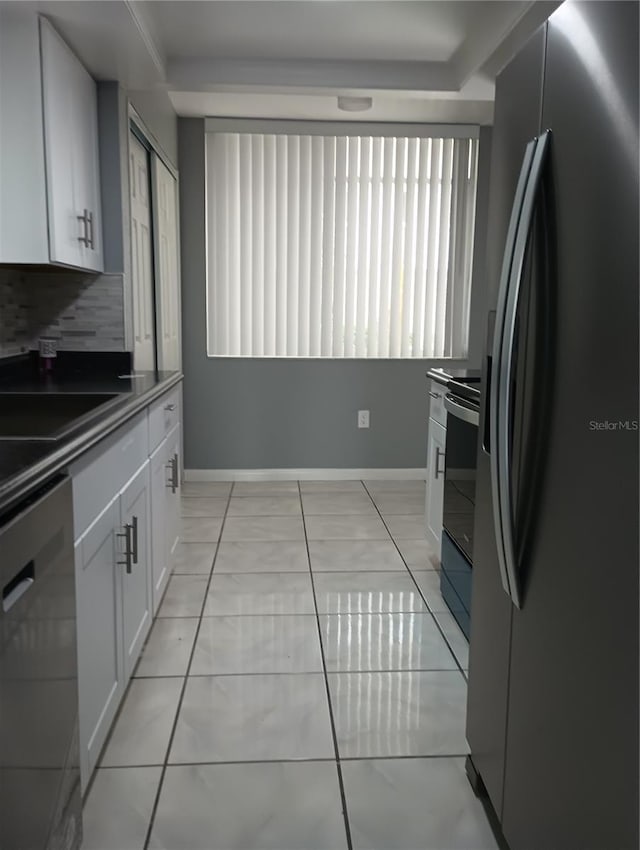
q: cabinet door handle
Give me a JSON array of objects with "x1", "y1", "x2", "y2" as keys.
[
  {"x1": 166, "y1": 459, "x2": 175, "y2": 491},
  {"x1": 429, "y1": 391, "x2": 442, "y2": 400},
  {"x1": 131, "y1": 515, "x2": 139, "y2": 565},
  {"x1": 164, "y1": 403, "x2": 177, "y2": 412},
  {"x1": 77, "y1": 210, "x2": 88, "y2": 246},
  {"x1": 434, "y1": 447, "x2": 445, "y2": 480},
  {"x1": 117, "y1": 524, "x2": 133, "y2": 574},
  {"x1": 87, "y1": 210, "x2": 94, "y2": 249},
  {"x1": 172, "y1": 454, "x2": 179, "y2": 493}
]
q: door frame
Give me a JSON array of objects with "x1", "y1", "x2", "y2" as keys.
[{"x1": 125, "y1": 104, "x2": 182, "y2": 371}]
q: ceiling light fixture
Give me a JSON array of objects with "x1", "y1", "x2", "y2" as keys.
[{"x1": 337, "y1": 95, "x2": 373, "y2": 112}]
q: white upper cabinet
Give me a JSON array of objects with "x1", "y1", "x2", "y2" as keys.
[
  {"x1": 40, "y1": 18, "x2": 103, "y2": 271},
  {"x1": 0, "y1": 5, "x2": 49, "y2": 263},
  {"x1": 0, "y1": 8, "x2": 103, "y2": 271}
]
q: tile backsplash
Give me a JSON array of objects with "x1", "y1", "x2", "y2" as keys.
[
  {"x1": 0, "y1": 272, "x2": 30, "y2": 356},
  {"x1": 0, "y1": 268, "x2": 126, "y2": 358}
]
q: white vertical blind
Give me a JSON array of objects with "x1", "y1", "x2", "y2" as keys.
[{"x1": 206, "y1": 131, "x2": 479, "y2": 358}]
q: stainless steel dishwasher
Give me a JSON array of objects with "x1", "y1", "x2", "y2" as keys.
[{"x1": 0, "y1": 475, "x2": 82, "y2": 850}]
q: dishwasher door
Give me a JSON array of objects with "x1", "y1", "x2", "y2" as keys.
[{"x1": 0, "y1": 475, "x2": 81, "y2": 850}]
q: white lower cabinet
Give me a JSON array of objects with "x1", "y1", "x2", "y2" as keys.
[
  {"x1": 425, "y1": 378, "x2": 448, "y2": 552},
  {"x1": 75, "y1": 461, "x2": 151, "y2": 789},
  {"x1": 166, "y1": 424, "x2": 182, "y2": 556},
  {"x1": 73, "y1": 385, "x2": 182, "y2": 792},
  {"x1": 425, "y1": 418, "x2": 447, "y2": 549},
  {"x1": 149, "y1": 423, "x2": 181, "y2": 614},
  {"x1": 149, "y1": 427, "x2": 181, "y2": 615},
  {"x1": 149, "y1": 441, "x2": 169, "y2": 615},
  {"x1": 75, "y1": 497, "x2": 124, "y2": 790},
  {"x1": 120, "y1": 464, "x2": 152, "y2": 680}
]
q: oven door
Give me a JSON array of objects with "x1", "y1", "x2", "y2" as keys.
[{"x1": 440, "y1": 393, "x2": 479, "y2": 638}]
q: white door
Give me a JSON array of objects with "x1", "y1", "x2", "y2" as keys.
[
  {"x1": 120, "y1": 463, "x2": 152, "y2": 680},
  {"x1": 153, "y1": 157, "x2": 182, "y2": 370},
  {"x1": 75, "y1": 498, "x2": 123, "y2": 791},
  {"x1": 130, "y1": 133, "x2": 156, "y2": 370},
  {"x1": 425, "y1": 418, "x2": 447, "y2": 551}
]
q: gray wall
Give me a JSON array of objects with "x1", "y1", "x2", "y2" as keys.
[
  {"x1": 129, "y1": 90, "x2": 178, "y2": 168},
  {"x1": 179, "y1": 118, "x2": 492, "y2": 471},
  {"x1": 97, "y1": 82, "x2": 129, "y2": 274}
]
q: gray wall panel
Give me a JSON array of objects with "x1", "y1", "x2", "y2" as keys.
[
  {"x1": 97, "y1": 82, "x2": 128, "y2": 274},
  {"x1": 179, "y1": 118, "x2": 491, "y2": 470},
  {"x1": 129, "y1": 90, "x2": 178, "y2": 168}
]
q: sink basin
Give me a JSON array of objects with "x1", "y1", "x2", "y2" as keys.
[{"x1": 0, "y1": 393, "x2": 128, "y2": 441}]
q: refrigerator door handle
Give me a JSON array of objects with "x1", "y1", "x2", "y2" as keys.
[
  {"x1": 489, "y1": 138, "x2": 537, "y2": 601},
  {"x1": 497, "y1": 129, "x2": 551, "y2": 609}
]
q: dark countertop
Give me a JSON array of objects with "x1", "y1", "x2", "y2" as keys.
[
  {"x1": 448, "y1": 377, "x2": 481, "y2": 405},
  {"x1": 426, "y1": 367, "x2": 482, "y2": 387},
  {"x1": 0, "y1": 368, "x2": 182, "y2": 515}
]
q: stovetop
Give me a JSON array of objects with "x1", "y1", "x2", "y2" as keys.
[
  {"x1": 447, "y1": 377, "x2": 481, "y2": 406},
  {"x1": 427, "y1": 367, "x2": 482, "y2": 385}
]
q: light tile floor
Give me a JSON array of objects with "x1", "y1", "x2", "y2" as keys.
[{"x1": 81, "y1": 480, "x2": 496, "y2": 850}]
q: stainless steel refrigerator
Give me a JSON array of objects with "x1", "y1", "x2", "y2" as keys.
[{"x1": 466, "y1": 3, "x2": 639, "y2": 848}]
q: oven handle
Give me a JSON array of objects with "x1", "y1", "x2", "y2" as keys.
[{"x1": 444, "y1": 395, "x2": 479, "y2": 427}]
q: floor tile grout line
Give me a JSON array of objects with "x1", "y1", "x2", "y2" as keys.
[
  {"x1": 361, "y1": 481, "x2": 469, "y2": 680},
  {"x1": 133, "y1": 664, "x2": 465, "y2": 680},
  {"x1": 167, "y1": 567, "x2": 435, "y2": 576},
  {"x1": 97, "y1": 751, "x2": 470, "y2": 770},
  {"x1": 298, "y1": 479, "x2": 354, "y2": 850},
  {"x1": 157, "y1": 609, "x2": 433, "y2": 618},
  {"x1": 142, "y1": 481, "x2": 237, "y2": 850}
]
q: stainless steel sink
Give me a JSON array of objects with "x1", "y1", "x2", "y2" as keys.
[{"x1": 0, "y1": 393, "x2": 129, "y2": 441}]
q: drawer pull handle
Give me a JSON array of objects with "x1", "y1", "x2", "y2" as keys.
[
  {"x1": 164, "y1": 403, "x2": 177, "y2": 412},
  {"x1": 429, "y1": 391, "x2": 442, "y2": 400}
]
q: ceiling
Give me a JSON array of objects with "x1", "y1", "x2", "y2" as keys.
[
  {"x1": 150, "y1": 1, "x2": 509, "y2": 63},
  {"x1": 32, "y1": 0, "x2": 563, "y2": 124}
]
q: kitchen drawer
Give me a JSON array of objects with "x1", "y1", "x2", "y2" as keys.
[
  {"x1": 148, "y1": 386, "x2": 181, "y2": 452},
  {"x1": 428, "y1": 380, "x2": 447, "y2": 427},
  {"x1": 70, "y1": 412, "x2": 148, "y2": 539}
]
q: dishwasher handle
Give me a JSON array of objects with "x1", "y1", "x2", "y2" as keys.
[{"x1": 2, "y1": 561, "x2": 35, "y2": 613}]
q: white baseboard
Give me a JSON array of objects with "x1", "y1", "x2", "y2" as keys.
[{"x1": 185, "y1": 468, "x2": 426, "y2": 482}]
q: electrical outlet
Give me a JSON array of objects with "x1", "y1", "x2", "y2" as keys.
[{"x1": 358, "y1": 410, "x2": 370, "y2": 429}]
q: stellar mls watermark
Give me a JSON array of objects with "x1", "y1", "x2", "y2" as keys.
[{"x1": 589, "y1": 420, "x2": 638, "y2": 431}]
